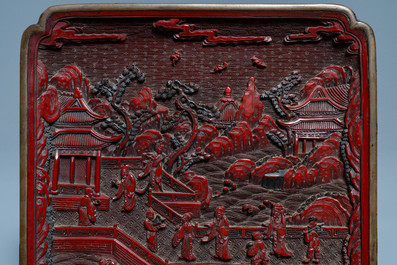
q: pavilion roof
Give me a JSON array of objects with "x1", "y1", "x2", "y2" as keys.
[
  {"x1": 56, "y1": 88, "x2": 107, "y2": 125},
  {"x1": 286, "y1": 84, "x2": 350, "y2": 113},
  {"x1": 52, "y1": 128, "x2": 121, "y2": 149},
  {"x1": 278, "y1": 117, "x2": 344, "y2": 131}
]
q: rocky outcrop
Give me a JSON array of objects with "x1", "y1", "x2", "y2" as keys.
[{"x1": 235, "y1": 77, "x2": 263, "y2": 128}]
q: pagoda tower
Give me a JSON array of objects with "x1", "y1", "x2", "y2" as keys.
[{"x1": 215, "y1": 86, "x2": 238, "y2": 123}]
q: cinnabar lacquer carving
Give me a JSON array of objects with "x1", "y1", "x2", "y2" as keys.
[{"x1": 22, "y1": 5, "x2": 375, "y2": 265}]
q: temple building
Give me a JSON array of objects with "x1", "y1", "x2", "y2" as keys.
[
  {"x1": 50, "y1": 88, "x2": 121, "y2": 210},
  {"x1": 278, "y1": 83, "x2": 349, "y2": 155}
]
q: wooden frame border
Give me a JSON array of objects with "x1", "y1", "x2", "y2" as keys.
[{"x1": 20, "y1": 4, "x2": 377, "y2": 264}]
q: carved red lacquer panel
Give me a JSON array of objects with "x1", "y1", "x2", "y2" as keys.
[{"x1": 21, "y1": 4, "x2": 376, "y2": 265}]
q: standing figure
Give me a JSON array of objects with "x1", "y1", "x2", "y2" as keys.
[
  {"x1": 112, "y1": 165, "x2": 136, "y2": 211},
  {"x1": 139, "y1": 142, "x2": 165, "y2": 192},
  {"x1": 263, "y1": 201, "x2": 293, "y2": 257},
  {"x1": 247, "y1": 232, "x2": 269, "y2": 265},
  {"x1": 78, "y1": 188, "x2": 99, "y2": 226},
  {"x1": 303, "y1": 216, "x2": 322, "y2": 264},
  {"x1": 201, "y1": 206, "x2": 232, "y2": 260},
  {"x1": 144, "y1": 207, "x2": 166, "y2": 252},
  {"x1": 172, "y1": 212, "x2": 198, "y2": 261}
]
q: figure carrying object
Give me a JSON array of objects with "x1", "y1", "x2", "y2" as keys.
[
  {"x1": 144, "y1": 207, "x2": 166, "y2": 252},
  {"x1": 78, "y1": 188, "x2": 100, "y2": 226},
  {"x1": 247, "y1": 232, "x2": 269, "y2": 265},
  {"x1": 303, "y1": 216, "x2": 322, "y2": 264}
]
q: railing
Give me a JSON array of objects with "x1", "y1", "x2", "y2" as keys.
[
  {"x1": 50, "y1": 194, "x2": 109, "y2": 211},
  {"x1": 147, "y1": 192, "x2": 183, "y2": 224},
  {"x1": 161, "y1": 169, "x2": 195, "y2": 193},
  {"x1": 151, "y1": 191, "x2": 197, "y2": 202},
  {"x1": 54, "y1": 225, "x2": 165, "y2": 265},
  {"x1": 101, "y1": 156, "x2": 143, "y2": 169}
]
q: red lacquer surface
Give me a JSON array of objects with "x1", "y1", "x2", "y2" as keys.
[{"x1": 22, "y1": 5, "x2": 373, "y2": 265}]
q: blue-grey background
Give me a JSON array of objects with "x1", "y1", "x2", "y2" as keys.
[{"x1": 0, "y1": 0, "x2": 393, "y2": 264}]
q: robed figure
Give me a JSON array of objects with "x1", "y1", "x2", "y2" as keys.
[
  {"x1": 112, "y1": 165, "x2": 136, "y2": 211},
  {"x1": 201, "y1": 206, "x2": 232, "y2": 260},
  {"x1": 172, "y1": 212, "x2": 198, "y2": 261},
  {"x1": 138, "y1": 142, "x2": 165, "y2": 192},
  {"x1": 263, "y1": 201, "x2": 293, "y2": 257}
]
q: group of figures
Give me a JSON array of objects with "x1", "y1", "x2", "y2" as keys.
[
  {"x1": 76, "y1": 164, "x2": 235, "y2": 262},
  {"x1": 70, "y1": 136, "x2": 330, "y2": 263},
  {"x1": 78, "y1": 142, "x2": 164, "y2": 221},
  {"x1": 78, "y1": 140, "x2": 166, "y2": 225},
  {"x1": 171, "y1": 203, "x2": 323, "y2": 264},
  {"x1": 246, "y1": 216, "x2": 322, "y2": 265},
  {"x1": 76, "y1": 164, "x2": 138, "y2": 226},
  {"x1": 142, "y1": 200, "x2": 323, "y2": 264},
  {"x1": 247, "y1": 202, "x2": 323, "y2": 264},
  {"x1": 75, "y1": 157, "x2": 324, "y2": 264},
  {"x1": 263, "y1": 202, "x2": 323, "y2": 264},
  {"x1": 152, "y1": 205, "x2": 233, "y2": 262}
]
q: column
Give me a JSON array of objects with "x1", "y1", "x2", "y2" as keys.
[
  {"x1": 95, "y1": 151, "x2": 101, "y2": 195},
  {"x1": 86, "y1": 157, "x2": 91, "y2": 185},
  {"x1": 294, "y1": 133, "x2": 299, "y2": 155},
  {"x1": 70, "y1": 156, "x2": 75, "y2": 184},
  {"x1": 51, "y1": 150, "x2": 60, "y2": 194}
]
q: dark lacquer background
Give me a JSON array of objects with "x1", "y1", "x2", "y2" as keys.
[{"x1": 0, "y1": 0, "x2": 392, "y2": 264}]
